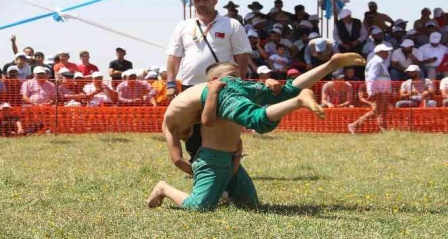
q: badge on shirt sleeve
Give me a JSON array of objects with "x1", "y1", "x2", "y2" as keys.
[{"x1": 215, "y1": 32, "x2": 225, "y2": 39}]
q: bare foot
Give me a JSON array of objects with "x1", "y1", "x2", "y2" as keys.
[
  {"x1": 348, "y1": 123, "x2": 356, "y2": 134},
  {"x1": 297, "y1": 89, "x2": 325, "y2": 119},
  {"x1": 330, "y1": 53, "x2": 366, "y2": 68},
  {"x1": 146, "y1": 181, "x2": 166, "y2": 208}
]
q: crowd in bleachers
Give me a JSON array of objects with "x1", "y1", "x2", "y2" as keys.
[{"x1": 1, "y1": 0, "x2": 448, "y2": 110}]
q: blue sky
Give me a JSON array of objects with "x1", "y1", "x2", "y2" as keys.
[{"x1": 0, "y1": 0, "x2": 446, "y2": 75}]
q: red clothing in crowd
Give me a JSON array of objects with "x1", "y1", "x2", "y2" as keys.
[
  {"x1": 53, "y1": 62, "x2": 78, "y2": 74},
  {"x1": 77, "y1": 64, "x2": 99, "y2": 76}
]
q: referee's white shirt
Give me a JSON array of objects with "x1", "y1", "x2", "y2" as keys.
[{"x1": 166, "y1": 14, "x2": 251, "y2": 86}]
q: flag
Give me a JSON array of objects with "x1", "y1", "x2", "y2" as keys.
[
  {"x1": 320, "y1": 0, "x2": 349, "y2": 19},
  {"x1": 180, "y1": 0, "x2": 190, "y2": 5}
]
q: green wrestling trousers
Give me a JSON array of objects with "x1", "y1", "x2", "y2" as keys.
[
  {"x1": 201, "y1": 77, "x2": 302, "y2": 134},
  {"x1": 182, "y1": 147, "x2": 258, "y2": 211}
]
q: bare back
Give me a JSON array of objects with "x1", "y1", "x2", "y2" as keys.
[{"x1": 163, "y1": 83, "x2": 206, "y2": 140}]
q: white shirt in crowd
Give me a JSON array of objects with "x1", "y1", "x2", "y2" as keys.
[
  {"x1": 419, "y1": 43, "x2": 448, "y2": 67},
  {"x1": 332, "y1": 21, "x2": 368, "y2": 45},
  {"x1": 400, "y1": 78, "x2": 434, "y2": 101},
  {"x1": 269, "y1": 54, "x2": 289, "y2": 70},
  {"x1": 264, "y1": 38, "x2": 293, "y2": 57},
  {"x1": 166, "y1": 14, "x2": 251, "y2": 86},
  {"x1": 440, "y1": 77, "x2": 448, "y2": 91},
  {"x1": 365, "y1": 54, "x2": 391, "y2": 96},
  {"x1": 391, "y1": 48, "x2": 423, "y2": 69}
]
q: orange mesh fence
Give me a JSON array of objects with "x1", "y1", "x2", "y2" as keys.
[{"x1": 1, "y1": 79, "x2": 448, "y2": 134}]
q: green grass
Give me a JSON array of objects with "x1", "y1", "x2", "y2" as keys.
[{"x1": 1, "y1": 132, "x2": 447, "y2": 238}]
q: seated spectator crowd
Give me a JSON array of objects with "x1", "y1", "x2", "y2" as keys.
[{"x1": 1, "y1": 1, "x2": 448, "y2": 109}]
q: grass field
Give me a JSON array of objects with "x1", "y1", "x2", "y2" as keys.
[{"x1": 1, "y1": 132, "x2": 447, "y2": 238}]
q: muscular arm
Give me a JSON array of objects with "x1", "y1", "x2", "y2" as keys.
[
  {"x1": 235, "y1": 53, "x2": 249, "y2": 79},
  {"x1": 167, "y1": 55, "x2": 181, "y2": 84},
  {"x1": 163, "y1": 120, "x2": 193, "y2": 175},
  {"x1": 201, "y1": 89, "x2": 220, "y2": 127}
]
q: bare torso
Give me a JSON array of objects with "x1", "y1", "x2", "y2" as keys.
[{"x1": 201, "y1": 119, "x2": 242, "y2": 152}]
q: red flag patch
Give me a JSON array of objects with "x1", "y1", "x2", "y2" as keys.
[{"x1": 215, "y1": 32, "x2": 225, "y2": 39}]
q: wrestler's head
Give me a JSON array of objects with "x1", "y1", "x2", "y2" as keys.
[{"x1": 205, "y1": 62, "x2": 240, "y2": 81}]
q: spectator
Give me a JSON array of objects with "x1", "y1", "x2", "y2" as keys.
[
  {"x1": 268, "y1": 0, "x2": 293, "y2": 23},
  {"x1": 116, "y1": 70, "x2": 155, "y2": 106},
  {"x1": 390, "y1": 39, "x2": 423, "y2": 80},
  {"x1": 419, "y1": 32, "x2": 448, "y2": 79},
  {"x1": 3, "y1": 53, "x2": 32, "y2": 80},
  {"x1": 268, "y1": 44, "x2": 289, "y2": 79},
  {"x1": 151, "y1": 67, "x2": 181, "y2": 105},
  {"x1": 389, "y1": 27, "x2": 406, "y2": 49},
  {"x1": 363, "y1": 11, "x2": 376, "y2": 30},
  {"x1": 223, "y1": 1, "x2": 243, "y2": 23},
  {"x1": 363, "y1": 27, "x2": 387, "y2": 58},
  {"x1": 434, "y1": 8, "x2": 447, "y2": 28},
  {"x1": 321, "y1": 74, "x2": 354, "y2": 108},
  {"x1": 264, "y1": 28, "x2": 295, "y2": 57},
  {"x1": 109, "y1": 47, "x2": 133, "y2": 81},
  {"x1": 291, "y1": 4, "x2": 310, "y2": 41},
  {"x1": 396, "y1": 65, "x2": 436, "y2": 108},
  {"x1": 440, "y1": 77, "x2": 448, "y2": 107},
  {"x1": 44, "y1": 55, "x2": 60, "y2": 79},
  {"x1": 83, "y1": 72, "x2": 114, "y2": 106},
  {"x1": 145, "y1": 71, "x2": 158, "y2": 81},
  {"x1": 6, "y1": 66, "x2": 20, "y2": 80},
  {"x1": 292, "y1": 31, "x2": 314, "y2": 73},
  {"x1": 256, "y1": 65, "x2": 272, "y2": 81},
  {"x1": 343, "y1": 66, "x2": 361, "y2": 81},
  {"x1": 305, "y1": 38, "x2": 338, "y2": 72},
  {"x1": 57, "y1": 72, "x2": 90, "y2": 104},
  {"x1": 394, "y1": 19, "x2": 409, "y2": 31},
  {"x1": 251, "y1": 17, "x2": 269, "y2": 47},
  {"x1": 0, "y1": 102, "x2": 44, "y2": 137},
  {"x1": 364, "y1": 1, "x2": 394, "y2": 32},
  {"x1": 53, "y1": 51, "x2": 78, "y2": 74},
  {"x1": 405, "y1": 29, "x2": 421, "y2": 47},
  {"x1": 245, "y1": 1, "x2": 265, "y2": 24},
  {"x1": 77, "y1": 51, "x2": 99, "y2": 78},
  {"x1": 247, "y1": 29, "x2": 269, "y2": 78},
  {"x1": 74, "y1": 72, "x2": 84, "y2": 80},
  {"x1": 10, "y1": 35, "x2": 35, "y2": 64},
  {"x1": 309, "y1": 14, "x2": 320, "y2": 34},
  {"x1": 334, "y1": 9, "x2": 368, "y2": 55},
  {"x1": 286, "y1": 68, "x2": 300, "y2": 80},
  {"x1": 30, "y1": 52, "x2": 54, "y2": 78},
  {"x1": 348, "y1": 44, "x2": 393, "y2": 134},
  {"x1": 21, "y1": 66, "x2": 56, "y2": 106},
  {"x1": 414, "y1": 8, "x2": 434, "y2": 33}
]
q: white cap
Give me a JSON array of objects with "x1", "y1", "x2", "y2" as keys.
[
  {"x1": 434, "y1": 8, "x2": 444, "y2": 18},
  {"x1": 371, "y1": 27, "x2": 383, "y2": 35},
  {"x1": 406, "y1": 29, "x2": 418, "y2": 36},
  {"x1": 392, "y1": 27, "x2": 404, "y2": 33},
  {"x1": 145, "y1": 71, "x2": 158, "y2": 79},
  {"x1": 299, "y1": 20, "x2": 313, "y2": 29},
  {"x1": 308, "y1": 32, "x2": 320, "y2": 39},
  {"x1": 270, "y1": 28, "x2": 282, "y2": 35},
  {"x1": 394, "y1": 18, "x2": 408, "y2": 26},
  {"x1": 92, "y1": 72, "x2": 104, "y2": 78},
  {"x1": 0, "y1": 102, "x2": 11, "y2": 109},
  {"x1": 58, "y1": 50, "x2": 70, "y2": 55},
  {"x1": 404, "y1": 65, "x2": 421, "y2": 72},
  {"x1": 309, "y1": 15, "x2": 319, "y2": 21},
  {"x1": 339, "y1": 9, "x2": 351, "y2": 19},
  {"x1": 425, "y1": 21, "x2": 437, "y2": 27},
  {"x1": 273, "y1": 23, "x2": 283, "y2": 29},
  {"x1": 126, "y1": 69, "x2": 137, "y2": 76},
  {"x1": 58, "y1": 67, "x2": 70, "y2": 74},
  {"x1": 247, "y1": 29, "x2": 259, "y2": 38},
  {"x1": 314, "y1": 38, "x2": 327, "y2": 52},
  {"x1": 400, "y1": 39, "x2": 415, "y2": 48},
  {"x1": 374, "y1": 44, "x2": 393, "y2": 53},
  {"x1": 430, "y1": 32, "x2": 442, "y2": 44},
  {"x1": 159, "y1": 66, "x2": 167, "y2": 73},
  {"x1": 15, "y1": 52, "x2": 27, "y2": 59},
  {"x1": 257, "y1": 65, "x2": 272, "y2": 74},
  {"x1": 149, "y1": 65, "x2": 159, "y2": 73},
  {"x1": 251, "y1": 17, "x2": 265, "y2": 26},
  {"x1": 74, "y1": 72, "x2": 84, "y2": 78},
  {"x1": 33, "y1": 66, "x2": 47, "y2": 74},
  {"x1": 7, "y1": 65, "x2": 19, "y2": 72}
]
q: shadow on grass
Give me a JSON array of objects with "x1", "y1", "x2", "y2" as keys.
[
  {"x1": 252, "y1": 175, "x2": 324, "y2": 181},
  {"x1": 149, "y1": 135, "x2": 166, "y2": 142},
  {"x1": 248, "y1": 134, "x2": 277, "y2": 140},
  {"x1": 99, "y1": 137, "x2": 132, "y2": 143}
]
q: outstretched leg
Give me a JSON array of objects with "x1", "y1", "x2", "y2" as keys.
[
  {"x1": 265, "y1": 89, "x2": 324, "y2": 121},
  {"x1": 146, "y1": 181, "x2": 189, "y2": 208},
  {"x1": 292, "y1": 53, "x2": 366, "y2": 89}
]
